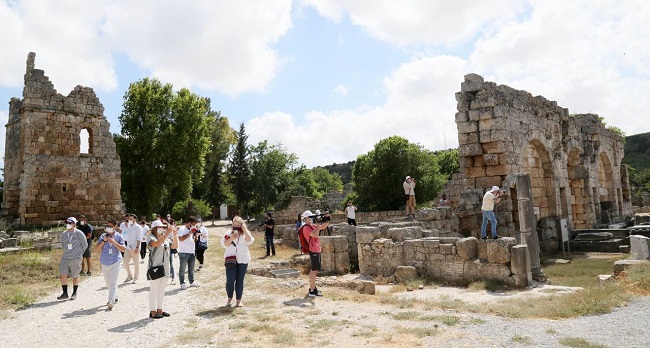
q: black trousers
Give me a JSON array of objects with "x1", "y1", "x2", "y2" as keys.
[
  {"x1": 195, "y1": 248, "x2": 205, "y2": 265},
  {"x1": 265, "y1": 233, "x2": 275, "y2": 256}
]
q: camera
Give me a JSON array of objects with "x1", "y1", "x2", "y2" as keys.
[
  {"x1": 258, "y1": 219, "x2": 267, "y2": 227},
  {"x1": 314, "y1": 213, "x2": 331, "y2": 223}
]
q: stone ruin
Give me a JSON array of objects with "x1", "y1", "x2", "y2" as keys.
[
  {"x1": 445, "y1": 74, "x2": 633, "y2": 252},
  {"x1": 2, "y1": 52, "x2": 123, "y2": 225}
]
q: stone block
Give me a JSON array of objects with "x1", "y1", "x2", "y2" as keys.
[
  {"x1": 457, "y1": 121, "x2": 478, "y2": 134},
  {"x1": 459, "y1": 143, "x2": 483, "y2": 156},
  {"x1": 355, "y1": 280, "x2": 376, "y2": 295},
  {"x1": 478, "y1": 239, "x2": 488, "y2": 260},
  {"x1": 440, "y1": 244, "x2": 454, "y2": 255},
  {"x1": 483, "y1": 154, "x2": 499, "y2": 166},
  {"x1": 475, "y1": 176, "x2": 502, "y2": 189},
  {"x1": 334, "y1": 252, "x2": 350, "y2": 274},
  {"x1": 395, "y1": 266, "x2": 418, "y2": 284},
  {"x1": 320, "y1": 238, "x2": 334, "y2": 253},
  {"x1": 575, "y1": 232, "x2": 613, "y2": 241},
  {"x1": 487, "y1": 237, "x2": 516, "y2": 264},
  {"x1": 461, "y1": 73, "x2": 484, "y2": 92},
  {"x1": 510, "y1": 244, "x2": 530, "y2": 275},
  {"x1": 613, "y1": 259, "x2": 650, "y2": 277},
  {"x1": 482, "y1": 141, "x2": 507, "y2": 154},
  {"x1": 455, "y1": 111, "x2": 468, "y2": 123},
  {"x1": 356, "y1": 227, "x2": 380, "y2": 244},
  {"x1": 629, "y1": 235, "x2": 650, "y2": 260},
  {"x1": 330, "y1": 235, "x2": 349, "y2": 253},
  {"x1": 466, "y1": 166, "x2": 486, "y2": 178},
  {"x1": 486, "y1": 165, "x2": 510, "y2": 176},
  {"x1": 456, "y1": 237, "x2": 479, "y2": 260}
]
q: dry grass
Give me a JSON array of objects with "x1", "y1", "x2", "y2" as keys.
[{"x1": 558, "y1": 337, "x2": 611, "y2": 348}]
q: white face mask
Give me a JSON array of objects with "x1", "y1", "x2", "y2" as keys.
[
  {"x1": 80, "y1": 221, "x2": 85, "y2": 226},
  {"x1": 66, "y1": 224, "x2": 74, "y2": 230},
  {"x1": 105, "y1": 227, "x2": 114, "y2": 233}
]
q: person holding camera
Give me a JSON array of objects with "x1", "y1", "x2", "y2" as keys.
[
  {"x1": 177, "y1": 216, "x2": 199, "y2": 290},
  {"x1": 345, "y1": 202, "x2": 357, "y2": 226},
  {"x1": 194, "y1": 218, "x2": 209, "y2": 271},
  {"x1": 221, "y1": 216, "x2": 255, "y2": 307},
  {"x1": 300, "y1": 210, "x2": 330, "y2": 297},
  {"x1": 57, "y1": 217, "x2": 88, "y2": 300},
  {"x1": 481, "y1": 186, "x2": 503, "y2": 240},
  {"x1": 262, "y1": 212, "x2": 275, "y2": 257},
  {"x1": 147, "y1": 219, "x2": 178, "y2": 319},
  {"x1": 403, "y1": 176, "x2": 416, "y2": 217},
  {"x1": 95, "y1": 219, "x2": 126, "y2": 309}
]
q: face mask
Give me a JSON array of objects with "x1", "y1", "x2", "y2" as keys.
[
  {"x1": 66, "y1": 224, "x2": 74, "y2": 230},
  {"x1": 80, "y1": 221, "x2": 85, "y2": 225},
  {"x1": 105, "y1": 227, "x2": 114, "y2": 233},
  {"x1": 128, "y1": 220, "x2": 134, "y2": 226}
]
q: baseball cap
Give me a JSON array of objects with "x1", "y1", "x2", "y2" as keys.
[
  {"x1": 406, "y1": 176, "x2": 411, "y2": 180},
  {"x1": 301, "y1": 210, "x2": 315, "y2": 218},
  {"x1": 66, "y1": 217, "x2": 78, "y2": 224},
  {"x1": 151, "y1": 220, "x2": 164, "y2": 228},
  {"x1": 491, "y1": 186, "x2": 500, "y2": 192},
  {"x1": 315, "y1": 209, "x2": 321, "y2": 215}
]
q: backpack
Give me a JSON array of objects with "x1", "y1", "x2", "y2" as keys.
[{"x1": 298, "y1": 225, "x2": 314, "y2": 254}]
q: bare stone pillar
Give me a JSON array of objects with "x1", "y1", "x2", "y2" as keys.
[{"x1": 515, "y1": 173, "x2": 547, "y2": 282}]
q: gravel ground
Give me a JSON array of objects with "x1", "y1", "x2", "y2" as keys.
[{"x1": 1, "y1": 223, "x2": 648, "y2": 348}]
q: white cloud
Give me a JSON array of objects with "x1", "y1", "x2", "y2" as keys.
[
  {"x1": 247, "y1": 55, "x2": 466, "y2": 168},
  {"x1": 333, "y1": 84, "x2": 348, "y2": 96},
  {"x1": 0, "y1": 110, "x2": 7, "y2": 169},
  {"x1": 304, "y1": 0, "x2": 524, "y2": 46}
]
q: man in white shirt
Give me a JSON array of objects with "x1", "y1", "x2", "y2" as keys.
[
  {"x1": 345, "y1": 201, "x2": 357, "y2": 226},
  {"x1": 122, "y1": 214, "x2": 142, "y2": 283},
  {"x1": 177, "y1": 216, "x2": 199, "y2": 290},
  {"x1": 481, "y1": 186, "x2": 502, "y2": 240}
]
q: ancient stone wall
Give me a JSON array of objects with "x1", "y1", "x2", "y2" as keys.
[
  {"x1": 2, "y1": 53, "x2": 123, "y2": 225},
  {"x1": 356, "y1": 227, "x2": 530, "y2": 287},
  {"x1": 444, "y1": 74, "x2": 632, "y2": 250}
]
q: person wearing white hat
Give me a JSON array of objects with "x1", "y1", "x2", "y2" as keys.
[
  {"x1": 481, "y1": 186, "x2": 503, "y2": 239},
  {"x1": 300, "y1": 210, "x2": 330, "y2": 297},
  {"x1": 57, "y1": 217, "x2": 88, "y2": 300}
]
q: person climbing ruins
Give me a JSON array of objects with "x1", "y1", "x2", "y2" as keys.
[
  {"x1": 403, "y1": 176, "x2": 416, "y2": 217},
  {"x1": 481, "y1": 186, "x2": 503, "y2": 240}
]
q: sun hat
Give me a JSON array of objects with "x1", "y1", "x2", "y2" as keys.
[
  {"x1": 301, "y1": 210, "x2": 315, "y2": 218},
  {"x1": 151, "y1": 220, "x2": 164, "y2": 228},
  {"x1": 491, "y1": 186, "x2": 500, "y2": 192}
]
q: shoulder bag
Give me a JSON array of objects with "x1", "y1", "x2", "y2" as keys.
[{"x1": 147, "y1": 244, "x2": 166, "y2": 280}]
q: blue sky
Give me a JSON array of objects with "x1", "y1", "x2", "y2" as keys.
[{"x1": 1, "y1": 0, "x2": 649, "y2": 169}]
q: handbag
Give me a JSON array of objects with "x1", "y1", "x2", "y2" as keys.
[
  {"x1": 197, "y1": 239, "x2": 208, "y2": 251},
  {"x1": 147, "y1": 245, "x2": 166, "y2": 280},
  {"x1": 224, "y1": 255, "x2": 237, "y2": 268}
]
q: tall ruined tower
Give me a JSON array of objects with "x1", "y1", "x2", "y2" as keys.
[{"x1": 2, "y1": 52, "x2": 123, "y2": 225}]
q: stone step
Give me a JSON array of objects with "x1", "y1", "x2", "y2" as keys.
[
  {"x1": 569, "y1": 239, "x2": 626, "y2": 253},
  {"x1": 269, "y1": 269, "x2": 300, "y2": 279}
]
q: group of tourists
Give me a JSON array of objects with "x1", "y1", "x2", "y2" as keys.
[{"x1": 57, "y1": 213, "x2": 211, "y2": 318}]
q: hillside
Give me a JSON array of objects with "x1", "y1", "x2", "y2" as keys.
[
  {"x1": 322, "y1": 160, "x2": 355, "y2": 184},
  {"x1": 624, "y1": 132, "x2": 650, "y2": 171}
]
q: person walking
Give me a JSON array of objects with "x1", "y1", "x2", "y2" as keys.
[
  {"x1": 345, "y1": 202, "x2": 357, "y2": 226},
  {"x1": 95, "y1": 219, "x2": 125, "y2": 309},
  {"x1": 481, "y1": 186, "x2": 503, "y2": 240},
  {"x1": 147, "y1": 219, "x2": 178, "y2": 319},
  {"x1": 177, "y1": 217, "x2": 199, "y2": 289},
  {"x1": 77, "y1": 215, "x2": 94, "y2": 276},
  {"x1": 57, "y1": 217, "x2": 88, "y2": 300},
  {"x1": 221, "y1": 216, "x2": 255, "y2": 307},
  {"x1": 194, "y1": 218, "x2": 209, "y2": 271},
  {"x1": 139, "y1": 216, "x2": 150, "y2": 263},
  {"x1": 262, "y1": 212, "x2": 275, "y2": 257},
  {"x1": 122, "y1": 214, "x2": 142, "y2": 284},
  {"x1": 300, "y1": 210, "x2": 330, "y2": 297},
  {"x1": 403, "y1": 176, "x2": 416, "y2": 217}
]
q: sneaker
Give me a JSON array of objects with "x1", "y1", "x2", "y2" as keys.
[
  {"x1": 190, "y1": 282, "x2": 200, "y2": 288},
  {"x1": 115, "y1": 298, "x2": 118, "y2": 303},
  {"x1": 481, "y1": 236, "x2": 487, "y2": 240},
  {"x1": 107, "y1": 302, "x2": 114, "y2": 310},
  {"x1": 57, "y1": 293, "x2": 69, "y2": 300},
  {"x1": 69, "y1": 293, "x2": 77, "y2": 300},
  {"x1": 86, "y1": 271, "x2": 91, "y2": 276},
  {"x1": 132, "y1": 279, "x2": 137, "y2": 284},
  {"x1": 170, "y1": 279, "x2": 176, "y2": 285},
  {"x1": 492, "y1": 235, "x2": 502, "y2": 240},
  {"x1": 180, "y1": 283, "x2": 188, "y2": 290},
  {"x1": 124, "y1": 276, "x2": 133, "y2": 283},
  {"x1": 308, "y1": 288, "x2": 323, "y2": 297}
]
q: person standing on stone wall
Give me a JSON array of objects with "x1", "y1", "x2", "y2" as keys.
[
  {"x1": 403, "y1": 176, "x2": 416, "y2": 217},
  {"x1": 77, "y1": 215, "x2": 94, "y2": 276},
  {"x1": 345, "y1": 201, "x2": 357, "y2": 226},
  {"x1": 122, "y1": 214, "x2": 143, "y2": 283},
  {"x1": 139, "y1": 216, "x2": 150, "y2": 263},
  {"x1": 481, "y1": 186, "x2": 503, "y2": 240},
  {"x1": 95, "y1": 219, "x2": 125, "y2": 310},
  {"x1": 57, "y1": 217, "x2": 88, "y2": 300}
]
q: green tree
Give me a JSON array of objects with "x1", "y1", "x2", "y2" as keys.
[
  {"x1": 352, "y1": 136, "x2": 446, "y2": 211},
  {"x1": 248, "y1": 141, "x2": 298, "y2": 215},
  {"x1": 116, "y1": 78, "x2": 213, "y2": 216},
  {"x1": 435, "y1": 148, "x2": 460, "y2": 180},
  {"x1": 228, "y1": 123, "x2": 252, "y2": 218},
  {"x1": 172, "y1": 198, "x2": 212, "y2": 221},
  {"x1": 312, "y1": 167, "x2": 344, "y2": 194}
]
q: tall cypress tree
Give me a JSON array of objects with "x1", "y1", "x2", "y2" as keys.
[{"x1": 228, "y1": 123, "x2": 252, "y2": 218}]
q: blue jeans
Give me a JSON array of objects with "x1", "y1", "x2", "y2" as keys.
[
  {"x1": 178, "y1": 253, "x2": 195, "y2": 285},
  {"x1": 481, "y1": 210, "x2": 497, "y2": 238},
  {"x1": 265, "y1": 233, "x2": 275, "y2": 256},
  {"x1": 225, "y1": 263, "x2": 248, "y2": 300}
]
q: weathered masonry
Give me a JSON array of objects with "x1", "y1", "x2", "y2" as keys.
[
  {"x1": 446, "y1": 74, "x2": 633, "y2": 248},
  {"x1": 2, "y1": 52, "x2": 123, "y2": 225}
]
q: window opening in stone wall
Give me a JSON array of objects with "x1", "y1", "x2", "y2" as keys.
[{"x1": 79, "y1": 128, "x2": 91, "y2": 154}]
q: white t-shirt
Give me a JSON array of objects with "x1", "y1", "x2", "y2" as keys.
[
  {"x1": 140, "y1": 224, "x2": 150, "y2": 242},
  {"x1": 482, "y1": 191, "x2": 497, "y2": 211},
  {"x1": 220, "y1": 230, "x2": 255, "y2": 264},
  {"x1": 197, "y1": 225, "x2": 208, "y2": 243},
  {"x1": 177, "y1": 225, "x2": 195, "y2": 254},
  {"x1": 403, "y1": 181, "x2": 415, "y2": 195},
  {"x1": 346, "y1": 206, "x2": 356, "y2": 219},
  {"x1": 123, "y1": 223, "x2": 143, "y2": 249}
]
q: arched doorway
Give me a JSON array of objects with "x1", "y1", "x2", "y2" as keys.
[
  {"x1": 522, "y1": 140, "x2": 558, "y2": 219},
  {"x1": 597, "y1": 153, "x2": 617, "y2": 224}
]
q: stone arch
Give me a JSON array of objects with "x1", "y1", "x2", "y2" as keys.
[
  {"x1": 79, "y1": 127, "x2": 93, "y2": 154},
  {"x1": 597, "y1": 152, "x2": 616, "y2": 224},
  {"x1": 567, "y1": 148, "x2": 593, "y2": 229},
  {"x1": 522, "y1": 139, "x2": 558, "y2": 219}
]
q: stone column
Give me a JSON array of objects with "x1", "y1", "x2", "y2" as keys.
[{"x1": 515, "y1": 173, "x2": 547, "y2": 282}]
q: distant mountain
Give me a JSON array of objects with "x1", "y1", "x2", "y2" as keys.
[
  {"x1": 321, "y1": 160, "x2": 355, "y2": 184},
  {"x1": 623, "y1": 132, "x2": 650, "y2": 171}
]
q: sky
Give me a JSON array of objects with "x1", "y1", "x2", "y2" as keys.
[{"x1": 1, "y1": 0, "x2": 649, "y2": 170}]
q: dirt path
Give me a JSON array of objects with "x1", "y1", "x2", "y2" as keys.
[{"x1": 1, "y1": 224, "x2": 649, "y2": 348}]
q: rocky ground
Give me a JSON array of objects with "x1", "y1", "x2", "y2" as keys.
[{"x1": 1, "y1": 222, "x2": 648, "y2": 348}]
